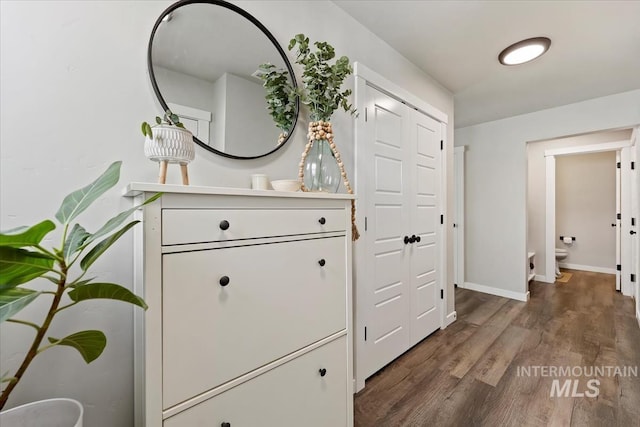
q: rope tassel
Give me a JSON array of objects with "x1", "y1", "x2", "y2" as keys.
[{"x1": 299, "y1": 121, "x2": 360, "y2": 241}]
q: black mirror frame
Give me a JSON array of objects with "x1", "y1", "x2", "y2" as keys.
[{"x1": 147, "y1": 0, "x2": 299, "y2": 160}]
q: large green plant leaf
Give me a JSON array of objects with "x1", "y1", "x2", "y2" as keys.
[
  {"x1": 80, "y1": 221, "x2": 138, "y2": 272},
  {"x1": 0, "y1": 247, "x2": 55, "y2": 289},
  {"x1": 68, "y1": 283, "x2": 147, "y2": 309},
  {"x1": 55, "y1": 161, "x2": 121, "y2": 224},
  {"x1": 0, "y1": 288, "x2": 41, "y2": 322},
  {"x1": 81, "y1": 193, "x2": 161, "y2": 250},
  {"x1": 47, "y1": 330, "x2": 106, "y2": 363},
  {"x1": 63, "y1": 224, "x2": 91, "y2": 261},
  {"x1": 0, "y1": 220, "x2": 56, "y2": 248}
]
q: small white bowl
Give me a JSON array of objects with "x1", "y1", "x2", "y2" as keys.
[{"x1": 271, "y1": 179, "x2": 301, "y2": 192}]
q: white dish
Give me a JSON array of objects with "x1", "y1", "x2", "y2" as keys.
[{"x1": 271, "y1": 179, "x2": 301, "y2": 192}]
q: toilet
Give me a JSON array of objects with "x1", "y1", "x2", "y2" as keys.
[{"x1": 555, "y1": 248, "x2": 568, "y2": 278}]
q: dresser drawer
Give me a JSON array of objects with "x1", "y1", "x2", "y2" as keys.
[
  {"x1": 163, "y1": 336, "x2": 348, "y2": 427},
  {"x1": 162, "y1": 208, "x2": 345, "y2": 245},
  {"x1": 162, "y1": 236, "x2": 347, "y2": 408}
]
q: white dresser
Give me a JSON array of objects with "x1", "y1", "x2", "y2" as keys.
[{"x1": 124, "y1": 183, "x2": 354, "y2": 427}]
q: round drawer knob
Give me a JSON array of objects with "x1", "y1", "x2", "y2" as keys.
[
  {"x1": 319, "y1": 259, "x2": 326, "y2": 267},
  {"x1": 404, "y1": 236, "x2": 410, "y2": 245},
  {"x1": 415, "y1": 235, "x2": 421, "y2": 243},
  {"x1": 318, "y1": 217, "x2": 326, "y2": 225},
  {"x1": 221, "y1": 423, "x2": 231, "y2": 427},
  {"x1": 319, "y1": 368, "x2": 327, "y2": 377},
  {"x1": 219, "y1": 220, "x2": 230, "y2": 231},
  {"x1": 219, "y1": 276, "x2": 230, "y2": 287}
]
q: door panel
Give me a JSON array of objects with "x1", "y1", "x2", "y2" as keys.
[
  {"x1": 364, "y1": 84, "x2": 442, "y2": 377},
  {"x1": 365, "y1": 87, "x2": 411, "y2": 377}
]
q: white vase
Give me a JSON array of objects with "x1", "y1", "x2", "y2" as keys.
[
  {"x1": 0, "y1": 398, "x2": 83, "y2": 427},
  {"x1": 144, "y1": 124, "x2": 195, "y2": 164}
]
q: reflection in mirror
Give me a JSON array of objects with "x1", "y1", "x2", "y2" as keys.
[{"x1": 149, "y1": 0, "x2": 298, "y2": 159}]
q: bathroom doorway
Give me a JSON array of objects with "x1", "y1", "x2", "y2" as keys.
[
  {"x1": 541, "y1": 132, "x2": 635, "y2": 297},
  {"x1": 527, "y1": 129, "x2": 632, "y2": 294}
]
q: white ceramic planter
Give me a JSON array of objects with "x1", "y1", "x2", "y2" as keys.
[
  {"x1": 144, "y1": 124, "x2": 195, "y2": 164},
  {"x1": 0, "y1": 398, "x2": 83, "y2": 427}
]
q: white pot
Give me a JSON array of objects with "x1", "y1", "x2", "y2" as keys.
[
  {"x1": 144, "y1": 124, "x2": 195, "y2": 164},
  {"x1": 0, "y1": 398, "x2": 83, "y2": 427}
]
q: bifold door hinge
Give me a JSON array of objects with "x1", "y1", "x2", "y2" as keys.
[
  {"x1": 365, "y1": 107, "x2": 368, "y2": 122},
  {"x1": 440, "y1": 140, "x2": 443, "y2": 150},
  {"x1": 364, "y1": 326, "x2": 367, "y2": 341},
  {"x1": 440, "y1": 289, "x2": 444, "y2": 299},
  {"x1": 617, "y1": 213, "x2": 621, "y2": 220},
  {"x1": 632, "y1": 161, "x2": 635, "y2": 170},
  {"x1": 440, "y1": 214, "x2": 444, "y2": 225},
  {"x1": 617, "y1": 264, "x2": 622, "y2": 271},
  {"x1": 365, "y1": 216, "x2": 368, "y2": 231},
  {"x1": 631, "y1": 274, "x2": 636, "y2": 283},
  {"x1": 633, "y1": 218, "x2": 636, "y2": 227},
  {"x1": 617, "y1": 162, "x2": 621, "y2": 169}
]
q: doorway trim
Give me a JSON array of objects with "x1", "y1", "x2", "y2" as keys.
[{"x1": 544, "y1": 140, "x2": 632, "y2": 292}]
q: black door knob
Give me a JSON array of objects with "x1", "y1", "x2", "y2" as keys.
[
  {"x1": 219, "y1": 276, "x2": 230, "y2": 287},
  {"x1": 404, "y1": 236, "x2": 410, "y2": 244},
  {"x1": 319, "y1": 368, "x2": 327, "y2": 377},
  {"x1": 611, "y1": 223, "x2": 617, "y2": 227},
  {"x1": 631, "y1": 230, "x2": 637, "y2": 235},
  {"x1": 530, "y1": 263, "x2": 535, "y2": 270},
  {"x1": 318, "y1": 217, "x2": 326, "y2": 225},
  {"x1": 415, "y1": 235, "x2": 421, "y2": 243},
  {"x1": 409, "y1": 235, "x2": 417, "y2": 244},
  {"x1": 318, "y1": 259, "x2": 326, "y2": 267},
  {"x1": 221, "y1": 423, "x2": 231, "y2": 427},
  {"x1": 219, "y1": 220, "x2": 230, "y2": 230}
]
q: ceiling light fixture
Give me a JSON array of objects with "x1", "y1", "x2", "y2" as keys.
[{"x1": 498, "y1": 37, "x2": 551, "y2": 66}]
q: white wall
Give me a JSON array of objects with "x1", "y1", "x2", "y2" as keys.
[
  {"x1": 527, "y1": 129, "x2": 631, "y2": 277},
  {"x1": 224, "y1": 73, "x2": 280, "y2": 157},
  {"x1": 0, "y1": 1, "x2": 453, "y2": 425},
  {"x1": 556, "y1": 152, "x2": 616, "y2": 271},
  {"x1": 455, "y1": 90, "x2": 640, "y2": 299}
]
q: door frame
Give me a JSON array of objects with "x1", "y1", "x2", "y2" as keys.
[
  {"x1": 454, "y1": 146, "x2": 465, "y2": 288},
  {"x1": 544, "y1": 140, "x2": 633, "y2": 296},
  {"x1": 352, "y1": 62, "x2": 448, "y2": 392}
]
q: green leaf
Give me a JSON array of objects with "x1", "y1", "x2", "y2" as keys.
[
  {"x1": 68, "y1": 282, "x2": 147, "y2": 310},
  {"x1": 55, "y1": 161, "x2": 122, "y2": 224},
  {"x1": 155, "y1": 116, "x2": 162, "y2": 125},
  {"x1": 63, "y1": 224, "x2": 91, "y2": 260},
  {"x1": 0, "y1": 287, "x2": 41, "y2": 322},
  {"x1": 80, "y1": 221, "x2": 138, "y2": 271},
  {"x1": 47, "y1": 330, "x2": 106, "y2": 363},
  {"x1": 0, "y1": 247, "x2": 55, "y2": 289},
  {"x1": 0, "y1": 220, "x2": 56, "y2": 248},
  {"x1": 78, "y1": 193, "x2": 161, "y2": 253}
]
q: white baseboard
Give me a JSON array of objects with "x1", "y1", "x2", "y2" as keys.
[
  {"x1": 558, "y1": 263, "x2": 616, "y2": 275},
  {"x1": 463, "y1": 282, "x2": 530, "y2": 302},
  {"x1": 534, "y1": 274, "x2": 552, "y2": 283},
  {"x1": 444, "y1": 311, "x2": 457, "y2": 327}
]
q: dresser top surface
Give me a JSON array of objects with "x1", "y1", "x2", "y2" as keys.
[{"x1": 123, "y1": 182, "x2": 355, "y2": 200}]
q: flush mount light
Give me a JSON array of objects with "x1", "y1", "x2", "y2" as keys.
[{"x1": 499, "y1": 37, "x2": 551, "y2": 65}]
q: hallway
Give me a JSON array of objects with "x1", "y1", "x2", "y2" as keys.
[{"x1": 354, "y1": 270, "x2": 640, "y2": 426}]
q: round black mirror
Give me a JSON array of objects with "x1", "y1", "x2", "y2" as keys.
[{"x1": 148, "y1": 0, "x2": 299, "y2": 159}]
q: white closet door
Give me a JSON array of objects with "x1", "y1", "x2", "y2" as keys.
[
  {"x1": 408, "y1": 109, "x2": 442, "y2": 346},
  {"x1": 363, "y1": 85, "x2": 442, "y2": 377},
  {"x1": 364, "y1": 86, "x2": 412, "y2": 378}
]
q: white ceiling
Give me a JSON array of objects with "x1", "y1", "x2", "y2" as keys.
[{"x1": 332, "y1": 0, "x2": 640, "y2": 128}]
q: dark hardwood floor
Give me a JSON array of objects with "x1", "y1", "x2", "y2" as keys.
[{"x1": 354, "y1": 270, "x2": 640, "y2": 426}]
